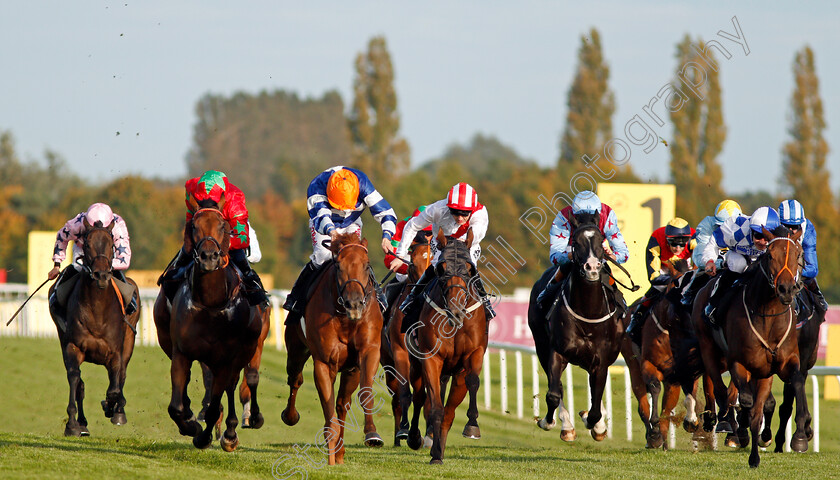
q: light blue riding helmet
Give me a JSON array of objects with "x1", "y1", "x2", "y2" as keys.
[
  {"x1": 778, "y1": 199, "x2": 806, "y2": 227},
  {"x1": 749, "y1": 206, "x2": 780, "y2": 234},
  {"x1": 572, "y1": 191, "x2": 601, "y2": 214}
]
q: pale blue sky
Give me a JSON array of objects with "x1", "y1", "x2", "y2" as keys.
[{"x1": 1, "y1": 1, "x2": 838, "y2": 195}]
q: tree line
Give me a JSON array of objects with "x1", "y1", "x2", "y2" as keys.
[{"x1": 3, "y1": 33, "x2": 838, "y2": 300}]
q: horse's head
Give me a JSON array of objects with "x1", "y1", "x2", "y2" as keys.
[
  {"x1": 761, "y1": 226, "x2": 803, "y2": 305},
  {"x1": 433, "y1": 228, "x2": 477, "y2": 326},
  {"x1": 82, "y1": 219, "x2": 115, "y2": 289},
  {"x1": 186, "y1": 208, "x2": 230, "y2": 273},
  {"x1": 331, "y1": 233, "x2": 371, "y2": 321},
  {"x1": 569, "y1": 213, "x2": 605, "y2": 282},
  {"x1": 408, "y1": 231, "x2": 433, "y2": 283}
]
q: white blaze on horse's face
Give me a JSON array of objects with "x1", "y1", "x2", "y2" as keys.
[{"x1": 582, "y1": 230, "x2": 602, "y2": 282}]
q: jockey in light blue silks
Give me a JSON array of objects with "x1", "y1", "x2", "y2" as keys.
[
  {"x1": 700, "y1": 206, "x2": 780, "y2": 325},
  {"x1": 779, "y1": 199, "x2": 827, "y2": 314}
]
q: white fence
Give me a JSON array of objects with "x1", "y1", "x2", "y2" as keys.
[{"x1": 2, "y1": 287, "x2": 837, "y2": 452}]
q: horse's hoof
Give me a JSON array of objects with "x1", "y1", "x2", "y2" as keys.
[
  {"x1": 407, "y1": 430, "x2": 422, "y2": 450},
  {"x1": 430, "y1": 458, "x2": 443, "y2": 465},
  {"x1": 646, "y1": 432, "x2": 664, "y2": 449},
  {"x1": 790, "y1": 434, "x2": 808, "y2": 453},
  {"x1": 197, "y1": 408, "x2": 207, "y2": 422},
  {"x1": 241, "y1": 416, "x2": 249, "y2": 428},
  {"x1": 749, "y1": 452, "x2": 760, "y2": 468},
  {"x1": 423, "y1": 435, "x2": 433, "y2": 449},
  {"x1": 281, "y1": 408, "x2": 300, "y2": 426},
  {"x1": 560, "y1": 429, "x2": 577, "y2": 442},
  {"x1": 396, "y1": 429, "x2": 409, "y2": 440},
  {"x1": 111, "y1": 412, "x2": 127, "y2": 426},
  {"x1": 64, "y1": 425, "x2": 84, "y2": 437},
  {"x1": 220, "y1": 434, "x2": 239, "y2": 452},
  {"x1": 590, "y1": 429, "x2": 607, "y2": 442},
  {"x1": 179, "y1": 420, "x2": 202, "y2": 438},
  {"x1": 364, "y1": 432, "x2": 384, "y2": 447},
  {"x1": 247, "y1": 412, "x2": 264, "y2": 429},
  {"x1": 79, "y1": 425, "x2": 90, "y2": 437},
  {"x1": 715, "y1": 421, "x2": 733, "y2": 434},
  {"x1": 537, "y1": 418, "x2": 556, "y2": 431},
  {"x1": 101, "y1": 400, "x2": 114, "y2": 418},
  {"x1": 724, "y1": 434, "x2": 740, "y2": 449},
  {"x1": 462, "y1": 424, "x2": 481, "y2": 440},
  {"x1": 683, "y1": 419, "x2": 699, "y2": 433},
  {"x1": 193, "y1": 433, "x2": 213, "y2": 450},
  {"x1": 758, "y1": 436, "x2": 771, "y2": 448}
]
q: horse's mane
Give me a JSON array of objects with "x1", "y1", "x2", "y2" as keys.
[
  {"x1": 330, "y1": 233, "x2": 364, "y2": 255},
  {"x1": 439, "y1": 236, "x2": 473, "y2": 279}
]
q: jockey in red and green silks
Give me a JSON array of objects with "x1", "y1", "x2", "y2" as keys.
[{"x1": 159, "y1": 170, "x2": 268, "y2": 307}]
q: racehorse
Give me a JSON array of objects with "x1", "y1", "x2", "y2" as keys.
[
  {"x1": 281, "y1": 233, "x2": 385, "y2": 465},
  {"x1": 153, "y1": 207, "x2": 262, "y2": 451},
  {"x1": 528, "y1": 213, "x2": 625, "y2": 442},
  {"x1": 49, "y1": 219, "x2": 141, "y2": 436},
  {"x1": 404, "y1": 228, "x2": 487, "y2": 464},
  {"x1": 380, "y1": 235, "x2": 433, "y2": 445},
  {"x1": 693, "y1": 226, "x2": 807, "y2": 467}
]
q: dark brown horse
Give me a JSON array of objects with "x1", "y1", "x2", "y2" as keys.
[
  {"x1": 528, "y1": 214, "x2": 625, "y2": 442},
  {"x1": 281, "y1": 233, "x2": 385, "y2": 465},
  {"x1": 153, "y1": 207, "x2": 262, "y2": 451},
  {"x1": 49, "y1": 220, "x2": 141, "y2": 436},
  {"x1": 693, "y1": 227, "x2": 807, "y2": 467},
  {"x1": 380, "y1": 236, "x2": 433, "y2": 445},
  {"x1": 405, "y1": 228, "x2": 487, "y2": 464}
]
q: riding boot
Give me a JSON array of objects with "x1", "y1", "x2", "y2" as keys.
[
  {"x1": 383, "y1": 280, "x2": 405, "y2": 322},
  {"x1": 159, "y1": 247, "x2": 192, "y2": 302},
  {"x1": 704, "y1": 270, "x2": 737, "y2": 327},
  {"x1": 680, "y1": 271, "x2": 707, "y2": 307},
  {"x1": 50, "y1": 267, "x2": 80, "y2": 333},
  {"x1": 536, "y1": 264, "x2": 569, "y2": 307},
  {"x1": 470, "y1": 273, "x2": 497, "y2": 320},
  {"x1": 231, "y1": 249, "x2": 269, "y2": 307},
  {"x1": 804, "y1": 277, "x2": 828, "y2": 314},
  {"x1": 283, "y1": 261, "x2": 320, "y2": 326},
  {"x1": 626, "y1": 295, "x2": 653, "y2": 345}
]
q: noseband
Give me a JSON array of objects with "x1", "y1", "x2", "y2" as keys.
[
  {"x1": 191, "y1": 209, "x2": 229, "y2": 270},
  {"x1": 82, "y1": 227, "x2": 114, "y2": 279},
  {"x1": 333, "y1": 243, "x2": 373, "y2": 309},
  {"x1": 758, "y1": 237, "x2": 801, "y2": 292}
]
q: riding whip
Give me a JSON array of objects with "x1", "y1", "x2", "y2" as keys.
[{"x1": 6, "y1": 278, "x2": 51, "y2": 326}]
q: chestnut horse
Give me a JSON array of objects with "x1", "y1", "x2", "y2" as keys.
[
  {"x1": 693, "y1": 227, "x2": 807, "y2": 467},
  {"x1": 405, "y1": 228, "x2": 487, "y2": 464},
  {"x1": 281, "y1": 233, "x2": 384, "y2": 465},
  {"x1": 153, "y1": 207, "x2": 262, "y2": 451},
  {"x1": 528, "y1": 214, "x2": 624, "y2": 442},
  {"x1": 49, "y1": 220, "x2": 141, "y2": 436},
  {"x1": 380, "y1": 235, "x2": 433, "y2": 445}
]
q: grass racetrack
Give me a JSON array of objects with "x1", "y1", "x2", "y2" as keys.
[{"x1": 2, "y1": 336, "x2": 839, "y2": 479}]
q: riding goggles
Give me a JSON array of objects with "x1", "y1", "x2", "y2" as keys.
[
  {"x1": 448, "y1": 208, "x2": 471, "y2": 218},
  {"x1": 666, "y1": 237, "x2": 689, "y2": 247}
]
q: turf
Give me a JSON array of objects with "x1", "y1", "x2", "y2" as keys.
[{"x1": 1, "y1": 336, "x2": 838, "y2": 479}]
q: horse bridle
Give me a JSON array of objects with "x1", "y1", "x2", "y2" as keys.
[
  {"x1": 82, "y1": 226, "x2": 115, "y2": 278},
  {"x1": 427, "y1": 244, "x2": 480, "y2": 327},
  {"x1": 757, "y1": 237, "x2": 801, "y2": 293},
  {"x1": 333, "y1": 243, "x2": 374, "y2": 310},
  {"x1": 570, "y1": 224, "x2": 605, "y2": 278},
  {"x1": 191, "y1": 208, "x2": 230, "y2": 271}
]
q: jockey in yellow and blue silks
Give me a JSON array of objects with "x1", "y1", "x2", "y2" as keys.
[
  {"x1": 779, "y1": 199, "x2": 827, "y2": 313},
  {"x1": 282, "y1": 166, "x2": 397, "y2": 325}
]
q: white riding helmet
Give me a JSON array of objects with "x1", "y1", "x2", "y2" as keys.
[
  {"x1": 85, "y1": 203, "x2": 114, "y2": 227},
  {"x1": 572, "y1": 191, "x2": 601, "y2": 214}
]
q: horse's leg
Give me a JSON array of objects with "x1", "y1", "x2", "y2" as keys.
[
  {"x1": 437, "y1": 370, "x2": 469, "y2": 464},
  {"x1": 241, "y1": 361, "x2": 263, "y2": 429},
  {"x1": 109, "y1": 361, "x2": 128, "y2": 426},
  {"x1": 729, "y1": 362, "x2": 753, "y2": 449},
  {"x1": 313, "y1": 360, "x2": 339, "y2": 465},
  {"x1": 168, "y1": 352, "x2": 201, "y2": 437},
  {"x1": 385, "y1": 366, "x2": 403, "y2": 446},
  {"x1": 193, "y1": 367, "x2": 226, "y2": 450},
  {"x1": 334, "y1": 369, "x2": 362, "y2": 464},
  {"x1": 62, "y1": 343, "x2": 86, "y2": 437},
  {"x1": 748, "y1": 377, "x2": 773, "y2": 468},
  {"x1": 681, "y1": 379, "x2": 700, "y2": 433},
  {"x1": 422, "y1": 357, "x2": 445, "y2": 465},
  {"x1": 580, "y1": 365, "x2": 608, "y2": 441},
  {"x1": 640, "y1": 358, "x2": 663, "y2": 448},
  {"x1": 759, "y1": 391, "x2": 775, "y2": 448},
  {"x1": 620, "y1": 328, "x2": 651, "y2": 430},
  {"x1": 392, "y1": 334, "x2": 413, "y2": 443},
  {"x1": 282, "y1": 324, "x2": 310, "y2": 426},
  {"x1": 539, "y1": 352, "x2": 565, "y2": 431},
  {"x1": 462, "y1": 349, "x2": 484, "y2": 440},
  {"x1": 102, "y1": 357, "x2": 123, "y2": 424},
  {"x1": 220, "y1": 373, "x2": 241, "y2": 452},
  {"x1": 76, "y1": 377, "x2": 89, "y2": 435},
  {"x1": 406, "y1": 362, "x2": 426, "y2": 450},
  {"x1": 659, "y1": 382, "x2": 682, "y2": 450},
  {"x1": 357, "y1": 343, "x2": 384, "y2": 448},
  {"x1": 197, "y1": 363, "x2": 213, "y2": 421},
  {"x1": 787, "y1": 365, "x2": 810, "y2": 453},
  {"x1": 700, "y1": 373, "x2": 718, "y2": 432}
]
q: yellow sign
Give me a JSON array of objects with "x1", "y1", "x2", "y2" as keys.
[
  {"x1": 596, "y1": 183, "x2": 676, "y2": 304},
  {"x1": 825, "y1": 324, "x2": 840, "y2": 399},
  {"x1": 28, "y1": 231, "x2": 72, "y2": 297}
]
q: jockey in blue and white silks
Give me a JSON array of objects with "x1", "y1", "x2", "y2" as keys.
[
  {"x1": 779, "y1": 199, "x2": 827, "y2": 313},
  {"x1": 701, "y1": 206, "x2": 780, "y2": 324},
  {"x1": 548, "y1": 191, "x2": 629, "y2": 267},
  {"x1": 692, "y1": 199, "x2": 742, "y2": 270}
]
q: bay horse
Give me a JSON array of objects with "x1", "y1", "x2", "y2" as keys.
[
  {"x1": 153, "y1": 207, "x2": 262, "y2": 451},
  {"x1": 48, "y1": 219, "x2": 141, "y2": 436},
  {"x1": 405, "y1": 228, "x2": 487, "y2": 464},
  {"x1": 380, "y1": 235, "x2": 433, "y2": 445},
  {"x1": 528, "y1": 213, "x2": 624, "y2": 442},
  {"x1": 692, "y1": 226, "x2": 807, "y2": 467},
  {"x1": 281, "y1": 233, "x2": 385, "y2": 465}
]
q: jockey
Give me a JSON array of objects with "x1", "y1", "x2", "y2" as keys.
[
  {"x1": 625, "y1": 217, "x2": 695, "y2": 345},
  {"x1": 48, "y1": 203, "x2": 136, "y2": 331},
  {"x1": 158, "y1": 170, "x2": 268, "y2": 307},
  {"x1": 536, "y1": 190, "x2": 630, "y2": 310},
  {"x1": 701, "y1": 206, "x2": 780, "y2": 325},
  {"x1": 382, "y1": 206, "x2": 433, "y2": 310},
  {"x1": 282, "y1": 166, "x2": 397, "y2": 325},
  {"x1": 680, "y1": 199, "x2": 742, "y2": 307},
  {"x1": 390, "y1": 182, "x2": 496, "y2": 323},
  {"x1": 779, "y1": 199, "x2": 827, "y2": 314}
]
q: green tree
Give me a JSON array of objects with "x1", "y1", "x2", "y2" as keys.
[
  {"x1": 780, "y1": 46, "x2": 839, "y2": 292},
  {"x1": 558, "y1": 29, "x2": 635, "y2": 184},
  {"x1": 669, "y1": 35, "x2": 726, "y2": 226},
  {"x1": 347, "y1": 36, "x2": 411, "y2": 182}
]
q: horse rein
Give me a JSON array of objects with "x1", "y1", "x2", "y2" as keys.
[
  {"x1": 758, "y1": 237, "x2": 800, "y2": 291},
  {"x1": 741, "y1": 288, "x2": 793, "y2": 359},
  {"x1": 190, "y1": 208, "x2": 230, "y2": 270}
]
